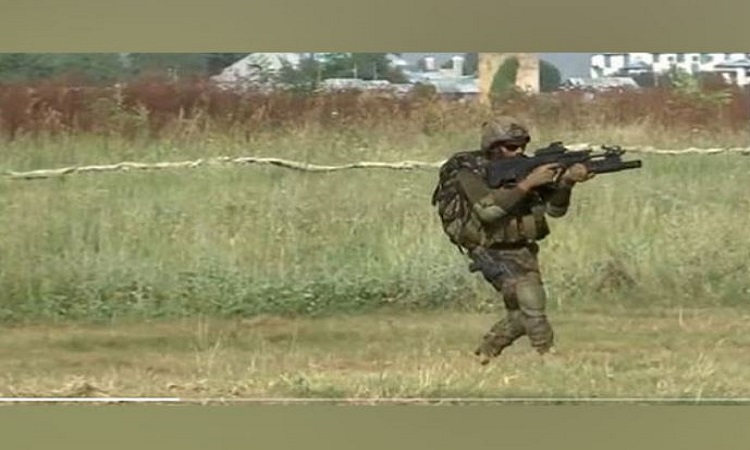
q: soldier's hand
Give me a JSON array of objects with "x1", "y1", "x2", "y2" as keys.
[
  {"x1": 519, "y1": 163, "x2": 560, "y2": 190},
  {"x1": 561, "y1": 163, "x2": 595, "y2": 185}
]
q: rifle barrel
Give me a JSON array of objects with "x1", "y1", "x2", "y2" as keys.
[{"x1": 589, "y1": 159, "x2": 642, "y2": 174}]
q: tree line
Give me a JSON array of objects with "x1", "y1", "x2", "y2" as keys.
[{"x1": 0, "y1": 52, "x2": 564, "y2": 92}]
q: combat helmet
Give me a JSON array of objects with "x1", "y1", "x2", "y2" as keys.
[{"x1": 480, "y1": 116, "x2": 530, "y2": 151}]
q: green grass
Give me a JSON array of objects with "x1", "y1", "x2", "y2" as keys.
[
  {"x1": 1, "y1": 125, "x2": 749, "y2": 400},
  {"x1": 1, "y1": 129, "x2": 749, "y2": 323}
]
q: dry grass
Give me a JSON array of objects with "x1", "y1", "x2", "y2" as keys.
[
  {"x1": 2, "y1": 310, "x2": 749, "y2": 400},
  {"x1": 0, "y1": 76, "x2": 747, "y2": 146},
  {"x1": 1, "y1": 80, "x2": 749, "y2": 400}
]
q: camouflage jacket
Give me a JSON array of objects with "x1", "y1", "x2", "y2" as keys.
[{"x1": 449, "y1": 150, "x2": 574, "y2": 249}]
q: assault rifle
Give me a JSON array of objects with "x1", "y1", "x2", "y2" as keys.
[{"x1": 485, "y1": 142, "x2": 643, "y2": 188}]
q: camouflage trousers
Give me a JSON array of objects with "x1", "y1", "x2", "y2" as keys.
[{"x1": 468, "y1": 242, "x2": 554, "y2": 361}]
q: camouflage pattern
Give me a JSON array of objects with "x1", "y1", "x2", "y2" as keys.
[
  {"x1": 469, "y1": 243, "x2": 554, "y2": 361},
  {"x1": 431, "y1": 147, "x2": 568, "y2": 255},
  {"x1": 453, "y1": 162, "x2": 569, "y2": 248},
  {"x1": 432, "y1": 116, "x2": 576, "y2": 364},
  {"x1": 431, "y1": 149, "x2": 491, "y2": 253},
  {"x1": 480, "y1": 116, "x2": 531, "y2": 150}
]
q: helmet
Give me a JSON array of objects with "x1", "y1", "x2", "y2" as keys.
[{"x1": 480, "y1": 116, "x2": 530, "y2": 150}]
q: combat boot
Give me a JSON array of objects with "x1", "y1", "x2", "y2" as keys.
[
  {"x1": 473, "y1": 334, "x2": 513, "y2": 365},
  {"x1": 536, "y1": 346, "x2": 565, "y2": 367}
]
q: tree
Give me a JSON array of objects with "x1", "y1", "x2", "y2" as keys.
[
  {"x1": 0, "y1": 54, "x2": 57, "y2": 81},
  {"x1": 491, "y1": 56, "x2": 520, "y2": 94},
  {"x1": 539, "y1": 59, "x2": 562, "y2": 92},
  {"x1": 0, "y1": 53, "x2": 125, "y2": 84},
  {"x1": 276, "y1": 56, "x2": 323, "y2": 92},
  {"x1": 320, "y1": 53, "x2": 405, "y2": 82},
  {"x1": 53, "y1": 54, "x2": 125, "y2": 84},
  {"x1": 125, "y1": 53, "x2": 209, "y2": 78}
]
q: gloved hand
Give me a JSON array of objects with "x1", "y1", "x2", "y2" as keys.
[
  {"x1": 517, "y1": 163, "x2": 560, "y2": 190},
  {"x1": 560, "y1": 163, "x2": 595, "y2": 185}
]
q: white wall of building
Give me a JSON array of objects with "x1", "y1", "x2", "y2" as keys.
[{"x1": 589, "y1": 52, "x2": 750, "y2": 85}]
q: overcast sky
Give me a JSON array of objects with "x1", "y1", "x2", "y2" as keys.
[{"x1": 538, "y1": 53, "x2": 592, "y2": 78}]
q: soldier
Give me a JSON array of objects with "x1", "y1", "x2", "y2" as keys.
[{"x1": 431, "y1": 116, "x2": 594, "y2": 365}]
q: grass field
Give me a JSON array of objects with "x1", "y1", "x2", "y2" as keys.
[
  {"x1": 2, "y1": 132, "x2": 749, "y2": 322},
  {"x1": 2, "y1": 310, "x2": 749, "y2": 399},
  {"x1": 1, "y1": 84, "x2": 749, "y2": 399}
]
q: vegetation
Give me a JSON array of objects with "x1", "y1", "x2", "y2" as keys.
[
  {"x1": 1, "y1": 73, "x2": 748, "y2": 399},
  {"x1": 0, "y1": 53, "x2": 408, "y2": 88},
  {"x1": 540, "y1": 60, "x2": 562, "y2": 92},
  {"x1": 1, "y1": 77, "x2": 749, "y2": 324},
  {"x1": 2, "y1": 310, "x2": 749, "y2": 399},
  {"x1": 0, "y1": 75, "x2": 746, "y2": 146},
  {"x1": 491, "y1": 56, "x2": 520, "y2": 94}
]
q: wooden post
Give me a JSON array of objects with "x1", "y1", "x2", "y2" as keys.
[
  {"x1": 516, "y1": 53, "x2": 540, "y2": 93},
  {"x1": 477, "y1": 53, "x2": 507, "y2": 106}
]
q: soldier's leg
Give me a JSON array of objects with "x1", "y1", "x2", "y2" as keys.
[
  {"x1": 473, "y1": 256, "x2": 527, "y2": 363},
  {"x1": 515, "y1": 271, "x2": 554, "y2": 355},
  {"x1": 474, "y1": 285, "x2": 526, "y2": 362}
]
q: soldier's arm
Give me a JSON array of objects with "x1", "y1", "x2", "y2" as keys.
[
  {"x1": 455, "y1": 169, "x2": 529, "y2": 223},
  {"x1": 544, "y1": 180, "x2": 574, "y2": 218},
  {"x1": 545, "y1": 162, "x2": 595, "y2": 217}
]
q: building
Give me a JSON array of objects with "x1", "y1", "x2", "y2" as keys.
[
  {"x1": 590, "y1": 52, "x2": 750, "y2": 85},
  {"x1": 400, "y1": 55, "x2": 481, "y2": 99},
  {"x1": 210, "y1": 53, "x2": 482, "y2": 98},
  {"x1": 211, "y1": 53, "x2": 413, "y2": 89},
  {"x1": 560, "y1": 76, "x2": 640, "y2": 92},
  {"x1": 712, "y1": 57, "x2": 750, "y2": 86},
  {"x1": 210, "y1": 53, "x2": 308, "y2": 88}
]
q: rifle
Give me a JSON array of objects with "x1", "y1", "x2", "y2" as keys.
[{"x1": 485, "y1": 142, "x2": 642, "y2": 188}]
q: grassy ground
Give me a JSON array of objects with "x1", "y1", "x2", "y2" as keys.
[
  {"x1": 1, "y1": 121, "x2": 749, "y2": 399},
  {"x1": 2, "y1": 309, "x2": 749, "y2": 399},
  {"x1": 2, "y1": 121, "x2": 749, "y2": 173},
  {"x1": 1, "y1": 131, "x2": 749, "y2": 323}
]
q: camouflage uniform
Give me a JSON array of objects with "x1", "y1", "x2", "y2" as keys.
[{"x1": 434, "y1": 117, "x2": 577, "y2": 364}]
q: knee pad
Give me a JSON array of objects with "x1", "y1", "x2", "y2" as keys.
[{"x1": 514, "y1": 277, "x2": 548, "y2": 317}]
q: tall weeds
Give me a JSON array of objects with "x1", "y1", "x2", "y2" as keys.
[
  {"x1": 1, "y1": 77, "x2": 748, "y2": 323},
  {"x1": 0, "y1": 75, "x2": 747, "y2": 145}
]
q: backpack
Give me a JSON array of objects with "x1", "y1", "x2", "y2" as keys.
[{"x1": 430, "y1": 150, "x2": 487, "y2": 254}]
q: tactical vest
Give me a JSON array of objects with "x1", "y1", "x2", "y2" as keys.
[{"x1": 432, "y1": 151, "x2": 550, "y2": 253}]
